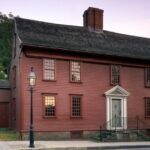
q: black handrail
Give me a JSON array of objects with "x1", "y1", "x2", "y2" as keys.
[{"x1": 100, "y1": 116, "x2": 150, "y2": 131}]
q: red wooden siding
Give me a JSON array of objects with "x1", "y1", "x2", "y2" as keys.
[
  {"x1": 0, "y1": 89, "x2": 11, "y2": 128},
  {"x1": 17, "y1": 50, "x2": 150, "y2": 133},
  {"x1": 0, "y1": 103, "x2": 9, "y2": 127}
]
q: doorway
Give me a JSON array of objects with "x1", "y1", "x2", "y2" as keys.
[
  {"x1": 112, "y1": 99, "x2": 122, "y2": 128},
  {"x1": 105, "y1": 85, "x2": 129, "y2": 130}
]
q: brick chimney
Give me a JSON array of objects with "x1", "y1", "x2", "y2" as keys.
[{"x1": 83, "y1": 7, "x2": 104, "y2": 31}]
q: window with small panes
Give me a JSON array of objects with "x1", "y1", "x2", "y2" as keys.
[
  {"x1": 43, "y1": 94, "x2": 56, "y2": 117},
  {"x1": 111, "y1": 65, "x2": 120, "y2": 85},
  {"x1": 70, "y1": 61, "x2": 81, "y2": 82},
  {"x1": 43, "y1": 59, "x2": 55, "y2": 81},
  {"x1": 145, "y1": 97, "x2": 150, "y2": 117},
  {"x1": 145, "y1": 68, "x2": 150, "y2": 87},
  {"x1": 70, "y1": 95, "x2": 82, "y2": 117}
]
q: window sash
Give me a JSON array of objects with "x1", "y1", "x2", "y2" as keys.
[
  {"x1": 71, "y1": 95, "x2": 82, "y2": 117},
  {"x1": 145, "y1": 97, "x2": 150, "y2": 117},
  {"x1": 145, "y1": 68, "x2": 150, "y2": 87},
  {"x1": 111, "y1": 65, "x2": 120, "y2": 85},
  {"x1": 43, "y1": 59, "x2": 55, "y2": 80},
  {"x1": 71, "y1": 61, "x2": 81, "y2": 82},
  {"x1": 43, "y1": 94, "x2": 56, "y2": 117}
]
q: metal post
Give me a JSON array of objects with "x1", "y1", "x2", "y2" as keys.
[
  {"x1": 29, "y1": 87, "x2": 34, "y2": 148},
  {"x1": 136, "y1": 116, "x2": 139, "y2": 130},
  {"x1": 115, "y1": 115, "x2": 117, "y2": 131}
]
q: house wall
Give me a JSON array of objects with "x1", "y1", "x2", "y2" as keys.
[
  {"x1": 10, "y1": 30, "x2": 23, "y2": 132},
  {"x1": 0, "y1": 89, "x2": 11, "y2": 103},
  {"x1": 21, "y1": 54, "x2": 107, "y2": 131},
  {"x1": 0, "y1": 89, "x2": 11, "y2": 128},
  {"x1": 19, "y1": 49, "x2": 150, "y2": 139}
]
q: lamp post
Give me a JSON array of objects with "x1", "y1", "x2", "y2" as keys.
[{"x1": 28, "y1": 67, "x2": 36, "y2": 148}]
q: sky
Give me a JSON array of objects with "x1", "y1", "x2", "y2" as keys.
[{"x1": 0, "y1": 0, "x2": 150, "y2": 38}]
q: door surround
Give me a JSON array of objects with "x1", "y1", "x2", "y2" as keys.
[{"x1": 105, "y1": 85, "x2": 130, "y2": 130}]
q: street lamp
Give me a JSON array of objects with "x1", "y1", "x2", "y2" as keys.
[{"x1": 28, "y1": 67, "x2": 36, "y2": 148}]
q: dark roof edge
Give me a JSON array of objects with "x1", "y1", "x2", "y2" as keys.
[
  {"x1": 21, "y1": 42, "x2": 101, "y2": 54},
  {"x1": 0, "y1": 80, "x2": 10, "y2": 89},
  {"x1": 21, "y1": 43, "x2": 150, "y2": 62},
  {"x1": 0, "y1": 87, "x2": 11, "y2": 89},
  {"x1": 14, "y1": 17, "x2": 84, "y2": 30}
]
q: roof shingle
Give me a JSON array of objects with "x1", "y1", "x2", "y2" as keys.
[{"x1": 15, "y1": 17, "x2": 150, "y2": 60}]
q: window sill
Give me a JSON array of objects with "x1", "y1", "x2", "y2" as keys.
[
  {"x1": 70, "y1": 116, "x2": 83, "y2": 119},
  {"x1": 70, "y1": 81, "x2": 82, "y2": 84},
  {"x1": 43, "y1": 116, "x2": 57, "y2": 119},
  {"x1": 145, "y1": 85, "x2": 150, "y2": 88},
  {"x1": 43, "y1": 79, "x2": 56, "y2": 82},
  {"x1": 111, "y1": 83, "x2": 121, "y2": 86},
  {"x1": 145, "y1": 113, "x2": 150, "y2": 118}
]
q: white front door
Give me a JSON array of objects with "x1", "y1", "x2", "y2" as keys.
[
  {"x1": 106, "y1": 97, "x2": 127, "y2": 130},
  {"x1": 112, "y1": 99, "x2": 122, "y2": 128}
]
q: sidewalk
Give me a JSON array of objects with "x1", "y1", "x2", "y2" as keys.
[{"x1": 1, "y1": 141, "x2": 150, "y2": 150}]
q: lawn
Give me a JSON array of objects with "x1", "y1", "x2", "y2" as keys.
[{"x1": 0, "y1": 128, "x2": 19, "y2": 141}]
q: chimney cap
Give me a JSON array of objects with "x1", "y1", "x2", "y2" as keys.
[
  {"x1": 83, "y1": 7, "x2": 104, "y2": 31},
  {"x1": 87, "y1": 7, "x2": 104, "y2": 12}
]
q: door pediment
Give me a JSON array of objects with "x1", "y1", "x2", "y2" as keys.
[{"x1": 105, "y1": 85, "x2": 130, "y2": 97}]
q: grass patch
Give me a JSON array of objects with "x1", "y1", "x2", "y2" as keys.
[{"x1": 0, "y1": 128, "x2": 19, "y2": 141}]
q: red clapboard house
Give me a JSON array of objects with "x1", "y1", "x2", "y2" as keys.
[
  {"x1": 9, "y1": 7, "x2": 150, "y2": 140},
  {"x1": 0, "y1": 80, "x2": 10, "y2": 128}
]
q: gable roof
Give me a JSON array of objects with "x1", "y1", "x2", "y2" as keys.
[{"x1": 15, "y1": 17, "x2": 150, "y2": 61}]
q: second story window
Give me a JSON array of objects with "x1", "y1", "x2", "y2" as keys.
[
  {"x1": 111, "y1": 65, "x2": 120, "y2": 85},
  {"x1": 70, "y1": 61, "x2": 81, "y2": 82},
  {"x1": 145, "y1": 68, "x2": 150, "y2": 87},
  {"x1": 43, "y1": 59, "x2": 55, "y2": 81},
  {"x1": 43, "y1": 94, "x2": 56, "y2": 117}
]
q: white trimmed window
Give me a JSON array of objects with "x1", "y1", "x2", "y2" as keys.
[
  {"x1": 43, "y1": 59, "x2": 55, "y2": 80},
  {"x1": 145, "y1": 68, "x2": 150, "y2": 87},
  {"x1": 111, "y1": 65, "x2": 120, "y2": 85},
  {"x1": 70, "y1": 61, "x2": 81, "y2": 82},
  {"x1": 43, "y1": 94, "x2": 56, "y2": 117},
  {"x1": 70, "y1": 95, "x2": 82, "y2": 118}
]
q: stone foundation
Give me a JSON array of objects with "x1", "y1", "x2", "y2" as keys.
[
  {"x1": 83, "y1": 131, "x2": 99, "y2": 139},
  {"x1": 22, "y1": 131, "x2": 70, "y2": 140},
  {"x1": 21, "y1": 131, "x2": 98, "y2": 140}
]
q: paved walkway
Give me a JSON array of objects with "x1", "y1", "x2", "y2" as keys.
[{"x1": 0, "y1": 141, "x2": 150, "y2": 150}]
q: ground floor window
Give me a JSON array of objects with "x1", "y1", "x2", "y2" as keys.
[
  {"x1": 145, "y1": 97, "x2": 150, "y2": 117},
  {"x1": 70, "y1": 95, "x2": 82, "y2": 118},
  {"x1": 43, "y1": 94, "x2": 56, "y2": 117}
]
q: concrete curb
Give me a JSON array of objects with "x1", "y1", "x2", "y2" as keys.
[
  {"x1": 18, "y1": 145, "x2": 150, "y2": 150},
  {"x1": 1, "y1": 141, "x2": 150, "y2": 150}
]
